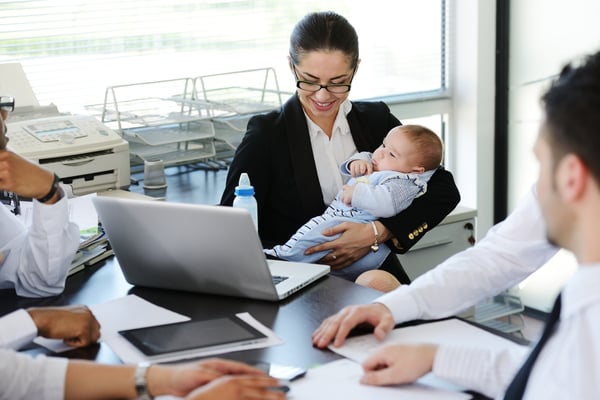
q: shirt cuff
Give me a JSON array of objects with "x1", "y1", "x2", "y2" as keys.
[
  {"x1": 374, "y1": 285, "x2": 421, "y2": 324},
  {"x1": 42, "y1": 355, "x2": 69, "y2": 400},
  {"x1": 0, "y1": 309, "x2": 38, "y2": 350},
  {"x1": 32, "y1": 186, "x2": 69, "y2": 233},
  {"x1": 433, "y1": 344, "x2": 505, "y2": 399}
]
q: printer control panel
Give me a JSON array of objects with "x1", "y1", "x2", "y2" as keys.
[{"x1": 6, "y1": 114, "x2": 126, "y2": 160}]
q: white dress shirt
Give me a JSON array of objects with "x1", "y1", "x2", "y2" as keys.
[
  {"x1": 0, "y1": 190, "x2": 79, "y2": 297},
  {"x1": 432, "y1": 266, "x2": 600, "y2": 399},
  {"x1": 306, "y1": 99, "x2": 357, "y2": 204},
  {"x1": 0, "y1": 309, "x2": 68, "y2": 400},
  {"x1": 376, "y1": 184, "x2": 559, "y2": 323}
]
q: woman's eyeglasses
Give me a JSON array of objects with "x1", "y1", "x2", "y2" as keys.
[
  {"x1": 292, "y1": 66, "x2": 355, "y2": 94},
  {"x1": 295, "y1": 80, "x2": 352, "y2": 94}
]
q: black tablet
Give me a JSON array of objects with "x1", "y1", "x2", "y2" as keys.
[{"x1": 118, "y1": 316, "x2": 268, "y2": 357}]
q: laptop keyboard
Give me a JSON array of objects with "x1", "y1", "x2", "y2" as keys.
[{"x1": 272, "y1": 275, "x2": 288, "y2": 285}]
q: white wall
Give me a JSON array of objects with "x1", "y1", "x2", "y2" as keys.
[
  {"x1": 506, "y1": 0, "x2": 600, "y2": 311},
  {"x1": 392, "y1": 0, "x2": 497, "y2": 239},
  {"x1": 508, "y1": 0, "x2": 600, "y2": 209},
  {"x1": 450, "y1": 0, "x2": 497, "y2": 238}
]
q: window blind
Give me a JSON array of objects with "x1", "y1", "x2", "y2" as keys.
[{"x1": 0, "y1": 0, "x2": 447, "y2": 114}]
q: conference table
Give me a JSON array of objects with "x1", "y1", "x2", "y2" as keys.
[
  {"x1": 0, "y1": 166, "x2": 504, "y2": 398},
  {"x1": 1, "y1": 254, "x2": 383, "y2": 368},
  {"x1": 1, "y1": 166, "x2": 385, "y2": 366}
]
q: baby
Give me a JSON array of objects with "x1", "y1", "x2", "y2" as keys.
[{"x1": 265, "y1": 124, "x2": 444, "y2": 281}]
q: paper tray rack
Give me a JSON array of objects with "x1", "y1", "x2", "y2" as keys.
[
  {"x1": 88, "y1": 78, "x2": 216, "y2": 167},
  {"x1": 191, "y1": 68, "x2": 289, "y2": 157}
]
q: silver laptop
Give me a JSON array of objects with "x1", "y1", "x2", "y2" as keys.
[{"x1": 92, "y1": 196, "x2": 330, "y2": 301}]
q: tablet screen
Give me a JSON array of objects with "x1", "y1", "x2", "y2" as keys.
[{"x1": 118, "y1": 317, "x2": 267, "y2": 356}]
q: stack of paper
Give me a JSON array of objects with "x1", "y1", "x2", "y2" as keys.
[
  {"x1": 69, "y1": 225, "x2": 112, "y2": 275},
  {"x1": 289, "y1": 318, "x2": 527, "y2": 399},
  {"x1": 68, "y1": 193, "x2": 113, "y2": 275}
]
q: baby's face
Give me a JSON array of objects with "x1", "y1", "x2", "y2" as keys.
[{"x1": 372, "y1": 128, "x2": 422, "y2": 173}]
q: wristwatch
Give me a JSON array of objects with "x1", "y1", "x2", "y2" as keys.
[
  {"x1": 135, "y1": 362, "x2": 153, "y2": 400},
  {"x1": 36, "y1": 173, "x2": 61, "y2": 203}
]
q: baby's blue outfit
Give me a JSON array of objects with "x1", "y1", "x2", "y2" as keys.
[{"x1": 265, "y1": 153, "x2": 435, "y2": 281}]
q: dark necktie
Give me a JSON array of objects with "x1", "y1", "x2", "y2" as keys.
[{"x1": 503, "y1": 294, "x2": 562, "y2": 399}]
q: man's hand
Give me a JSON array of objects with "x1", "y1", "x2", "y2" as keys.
[
  {"x1": 361, "y1": 344, "x2": 437, "y2": 386},
  {"x1": 312, "y1": 303, "x2": 395, "y2": 348},
  {"x1": 0, "y1": 151, "x2": 57, "y2": 201},
  {"x1": 27, "y1": 305, "x2": 101, "y2": 347}
]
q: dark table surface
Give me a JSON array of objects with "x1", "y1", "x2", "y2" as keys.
[{"x1": 1, "y1": 256, "x2": 383, "y2": 368}]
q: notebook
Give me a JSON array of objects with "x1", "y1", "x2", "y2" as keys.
[{"x1": 92, "y1": 196, "x2": 330, "y2": 301}]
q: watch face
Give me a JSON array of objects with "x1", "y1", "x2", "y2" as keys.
[{"x1": 1, "y1": 191, "x2": 20, "y2": 215}]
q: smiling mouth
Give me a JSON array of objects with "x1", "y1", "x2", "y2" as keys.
[{"x1": 312, "y1": 99, "x2": 336, "y2": 110}]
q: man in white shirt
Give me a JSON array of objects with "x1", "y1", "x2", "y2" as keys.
[
  {"x1": 313, "y1": 184, "x2": 556, "y2": 344},
  {"x1": 0, "y1": 100, "x2": 287, "y2": 399},
  {"x1": 0, "y1": 103, "x2": 80, "y2": 297},
  {"x1": 0, "y1": 306, "x2": 286, "y2": 399},
  {"x1": 313, "y1": 50, "x2": 600, "y2": 399}
]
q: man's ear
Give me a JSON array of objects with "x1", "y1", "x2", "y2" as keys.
[{"x1": 558, "y1": 154, "x2": 588, "y2": 202}]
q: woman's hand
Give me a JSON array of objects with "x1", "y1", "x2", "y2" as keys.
[
  {"x1": 305, "y1": 221, "x2": 390, "y2": 270},
  {"x1": 184, "y1": 375, "x2": 286, "y2": 400},
  {"x1": 149, "y1": 359, "x2": 285, "y2": 399}
]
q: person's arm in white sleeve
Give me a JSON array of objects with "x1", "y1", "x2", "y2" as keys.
[
  {"x1": 0, "y1": 309, "x2": 38, "y2": 350},
  {"x1": 0, "y1": 188, "x2": 80, "y2": 297},
  {"x1": 433, "y1": 344, "x2": 528, "y2": 399},
  {"x1": 376, "y1": 184, "x2": 559, "y2": 323},
  {"x1": 0, "y1": 350, "x2": 68, "y2": 400}
]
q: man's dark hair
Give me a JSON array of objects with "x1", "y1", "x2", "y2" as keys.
[{"x1": 541, "y1": 50, "x2": 600, "y2": 179}]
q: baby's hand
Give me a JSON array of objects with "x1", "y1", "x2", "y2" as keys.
[
  {"x1": 349, "y1": 160, "x2": 372, "y2": 177},
  {"x1": 340, "y1": 184, "x2": 356, "y2": 205}
]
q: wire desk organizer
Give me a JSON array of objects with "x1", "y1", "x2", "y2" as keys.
[{"x1": 87, "y1": 68, "x2": 289, "y2": 169}]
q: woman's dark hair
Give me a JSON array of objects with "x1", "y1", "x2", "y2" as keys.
[{"x1": 289, "y1": 11, "x2": 359, "y2": 68}]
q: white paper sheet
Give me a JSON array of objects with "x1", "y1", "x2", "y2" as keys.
[
  {"x1": 34, "y1": 294, "x2": 190, "y2": 352},
  {"x1": 330, "y1": 318, "x2": 526, "y2": 363},
  {"x1": 326, "y1": 318, "x2": 528, "y2": 396},
  {"x1": 68, "y1": 192, "x2": 99, "y2": 234},
  {"x1": 289, "y1": 358, "x2": 470, "y2": 400}
]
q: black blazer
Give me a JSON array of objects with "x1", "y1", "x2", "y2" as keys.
[{"x1": 221, "y1": 94, "x2": 460, "y2": 253}]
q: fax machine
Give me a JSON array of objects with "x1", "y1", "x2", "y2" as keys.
[{"x1": 6, "y1": 110, "x2": 130, "y2": 196}]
